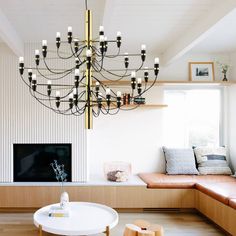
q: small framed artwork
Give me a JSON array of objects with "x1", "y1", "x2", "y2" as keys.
[{"x1": 189, "y1": 62, "x2": 215, "y2": 82}]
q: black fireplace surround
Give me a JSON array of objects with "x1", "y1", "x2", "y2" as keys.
[{"x1": 13, "y1": 143, "x2": 72, "y2": 182}]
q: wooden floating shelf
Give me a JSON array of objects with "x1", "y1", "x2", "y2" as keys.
[
  {"x1": 102, "y1": 104, "x2": 168, "y2": 109},
  {"x1": 121, "y1": 104, "x2": 168, "y2": 108}
]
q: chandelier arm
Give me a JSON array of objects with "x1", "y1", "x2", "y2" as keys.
[
  {"x1": 36, "y1": 66, "x2": 73, "y2": 80},
  {"x1": 20, "y1": 74, "x2": 57, "y2": 98},
  {"x1": 56, "y1": 46, "x2": 78, "y2": 60},
  {"x1": 42, "y1": 57, "x2": 75, "y2": 75},
  {"x1": 108, "y1": 108, "x2": 120, "y2": 115},
  {"x1": 104, "y1": 48, "x2": 121, "y2": 59},
  {"x1": 92, "y1": 60, "x2": 130, "y2": 80},
  {"x1": 29, "y1": 89, "x2": 68, "y2": 114},
  {"x1": 133, "y1": 74, "x2": 158, "y2": 99}
]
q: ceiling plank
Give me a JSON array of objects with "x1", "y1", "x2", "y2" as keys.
[
  {"x1": 162, "y1": 0, "x2": 236, "y2": 65},
  {"x1": 0, "y1": 8, "x2": 24, "y2": 56}
]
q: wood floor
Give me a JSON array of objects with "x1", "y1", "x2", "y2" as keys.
[{"x1": 0, "y1": 211, "x2": 227, "y2": 236}]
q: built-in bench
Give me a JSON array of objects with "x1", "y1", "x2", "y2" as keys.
[{"x1": 139, "y1": 173, "x2": 236, "y2": 235}]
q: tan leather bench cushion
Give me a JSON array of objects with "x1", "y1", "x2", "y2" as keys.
[
  {"x1": 196, "y1": 182, "x2": 236, "y2": 205},
  {"x1": 138, "y1": 173, "x2": 196, "y2": 189},
  {"x1": 194, "y1": 175, "x2": 236, "y2": 184},
  {"x1": 138, "y1": 173, "x2": 235, "y2": 189},
  {"x1": 229, "y1": 199, "x2": 236, "y2": 209}
]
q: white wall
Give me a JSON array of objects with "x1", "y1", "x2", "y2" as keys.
[
  {"x1": 88, "y1": 52, "x2": 231, "y2": 177},
  {"x1": 228, "y1": 52, "x2": 236, "y2": 172},
  {"x1": 0, "y1": 43, "x2": 87, "y2": 182}
]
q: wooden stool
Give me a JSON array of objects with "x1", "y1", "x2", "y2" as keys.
[
  {"x1": 138, "y1": 230, "x2": 155, "y2": 236},
  {"x1": 124, "y1": 224, "x2": 140, "y2": 236},
  {"x1": 147, "y1": 224, "x2": 164, "y2": 236},
  {"x1": 133, "y1": 220, "x2": 151, "y2": 230}
]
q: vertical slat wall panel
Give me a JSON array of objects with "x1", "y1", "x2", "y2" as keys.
[{"x1": 0, "y1": 43, "x2": 87, "y2": 182}]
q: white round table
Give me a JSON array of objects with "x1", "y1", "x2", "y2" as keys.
[{"x1": 34, "y1": 202, "x2": 119, "y2": 236}]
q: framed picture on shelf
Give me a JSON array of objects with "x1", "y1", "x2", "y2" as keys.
[{"x1": 189, "y1": 62, "x2": 215, "y2": 82}]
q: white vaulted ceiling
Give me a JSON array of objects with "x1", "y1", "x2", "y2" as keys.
[{"x1": 0, "y1": 0, "x2": 236, "y2": 63}]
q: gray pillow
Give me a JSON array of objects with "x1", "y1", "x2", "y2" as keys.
[
  {"x1": 193, "y1": 146, "x2": 232, "y2": 175},
  {"x1": 162, "y1": 147, "x2": 199, "y2": 175}
]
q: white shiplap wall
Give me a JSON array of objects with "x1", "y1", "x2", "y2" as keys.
[{"x1": 0, "y1": 43, "x2": 87, "y2": 182}]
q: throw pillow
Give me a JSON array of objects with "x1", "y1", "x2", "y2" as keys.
[
  {"x1": 193, "y1": 146, "x2": 232, "y2": 175},
  {"x1": 162, "y1": 147, "x2": 199, "y2": 175}
]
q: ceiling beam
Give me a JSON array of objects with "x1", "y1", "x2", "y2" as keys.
[
  {"x1": 162, "y1": 0, "x2": 236, "y2": 65},
  {"x1": 0, "y1": 8, "x2": 24, "y2": 56}
]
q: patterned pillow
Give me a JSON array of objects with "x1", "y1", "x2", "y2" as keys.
[
  {"x1": 193, "y1": 146, "x2": 232, "y2": 175},
  {"x1": 162, "y1": 147, "x2": 199, "y2": 175}
]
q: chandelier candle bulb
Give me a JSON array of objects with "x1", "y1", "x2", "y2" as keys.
[
  {"x1": 56, "y1": 32, "x2": 61, "y2": 38},
  {"x1": 56, "y1": 91, "x2": 60, "y2": 98},
  {"x1": 155, "y1": 57, "x2": 160, "y2": 64},
  {"x1": 137, "y1": 78, "x2": 142, "y2": 84},
  {"x1": 69, "y1": 93, "x2": 73, "y2": 99},
  {"x1": 42, "y1": 40, "x2": 47, "y2": 46},
  {"x1": 131, "y1": 71, "x2": 136, "y2": 78},
  {"x1": 32, "y1": 74, "x2": 36, "y2": 80},
  {"x1": 99, "y1": 35, "x2": 105, "y2": 42},
  {"x1": 35, "y1": 49, "x2": 40, "y2": 55},
  {"x1": 106, "y1": 88, "x2": 111, "y2": 95},
  {"x1": 19, "y1": 57, "x2": 24, "y2": 63},
  {"x1": 47, "y1": 80, "x2": 52, "y2": 85},
  {"x1": 99, "y1": 25, "x2": 104, "y2": 35},
  {"x1": 117, "y1": 31, "x2": 121, "y2": 37},
  {"x1": 141, "y1": 44, "x2": 146, "y2": 51},
  {"x1": 86, "y1": 49, "x2": 92, "y2": 57},
  {"x1": 73, "y1": 88, "x2": 77, "y2": 94},
  {"x1": 68, "y1": 26, "x2": 72, "y2": 32},
  {"x1": 117, "y1": 91, "x2": 122, "y2": 97},
  {"x1": 28, "y1": 69, "x2": 32, "y2": 83},
  {"x1": 75, "y1": 69, "x2": 80, "y2": 76}
]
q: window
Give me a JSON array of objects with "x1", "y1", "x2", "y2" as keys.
[{"x1": 163, "y1": 89, "x2": 221, "y2": 147}]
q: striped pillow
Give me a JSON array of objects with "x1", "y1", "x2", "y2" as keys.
[{"x1": 193, "y1": 146, "x2": 232, "y2": 175}]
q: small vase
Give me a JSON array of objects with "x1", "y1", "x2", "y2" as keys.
[
  {"x1": 222, "y1": 73, "x2": 228, "y2": 82},
  {"x1": 60, "y1": 191, "x2": 69, "y2": 209}
]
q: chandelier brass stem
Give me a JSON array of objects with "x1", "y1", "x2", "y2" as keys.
[{"x1": 85, "y1": 10, "x2": 93, "y2": 129}]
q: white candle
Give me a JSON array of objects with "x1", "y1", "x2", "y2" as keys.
[
  {"x1": 28, "y1": 69, "x2": 32, "y2": 73},
  {"x1": 69, "y1": 93, "x2": 73, "y2": 99},
  {"x1": 117, "y1": 31, "x2": 121, "y2": 37},
  {"x1": 56, "y1": 32, "x2": 61, "y2": 38},
  {"x1": 106, "y1": 88, "x2": 111, "y2": 95},
  {"x1": 19, "y1": 57, "x2": 24, "y2": 63},
  {"x1": 32, "y1": 74, "x2": 36, "y2": 80},
  {"x1": 131, "y1": 71, "x2": 136, "y2": 78},
  {"x1": 141, "y1": 44, "x2": 146, "y2": 50},
  {"x1": 56, "y1": 91, "x2": 60, "y2": 97},
  {"x1": 68, "y1": 26, "x2": 72, "y2": 32},
  {"x1": 96, "y1": 81, "x2": 100, "y2": 86},
  {"x1": 86, "y1": 49, "x2": 92, "y2": 57},
  {"x1": 75, "y1": 69, "x2": 80, "y2": 76},
  {"x1": 99, "y1": 26, "x2": 104, "y2": 32},
  {"x1": 98, "y1": 92, "x2": 102, "y2": 98},
  {"x1": 42, "y1": 40, "x2": 47, "y2": 46},
  {"x1": 99, "y1": 35, "x2": 105, "y2": 42},
  {"x1": 137, "y1": 78, "x2": 142, "y2": 84},
  {"x1": 73, "y1": 88, "x2": 77, "y2": 94},
  {"x1": 117, "y1": 91, "x2": 122, "y2": 97},
  {"x1": 155, "y1": 57, "x2": 160, "y2": 64},
  {"x1": 35, "y1": 49, "x2": 40, "y2": 55},
  {"x1": 47, "y1": 80, "x2": 51, "y2": 85},
  {"x1": 104, "y1": 36, "x2": 107, "y2": 41}
]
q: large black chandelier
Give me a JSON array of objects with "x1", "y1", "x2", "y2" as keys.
[{"x1": 18, "y1": 1, "x2": 159, "y2": 129}]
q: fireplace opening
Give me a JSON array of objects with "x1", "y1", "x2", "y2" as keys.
[{"x1": 13, "y1": 143, "x2": 72, "y2": 182}]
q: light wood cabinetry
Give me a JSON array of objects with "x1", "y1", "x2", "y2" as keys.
[{"x1": 0, "y1": 186, "x2": 195, "y2": 209}]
